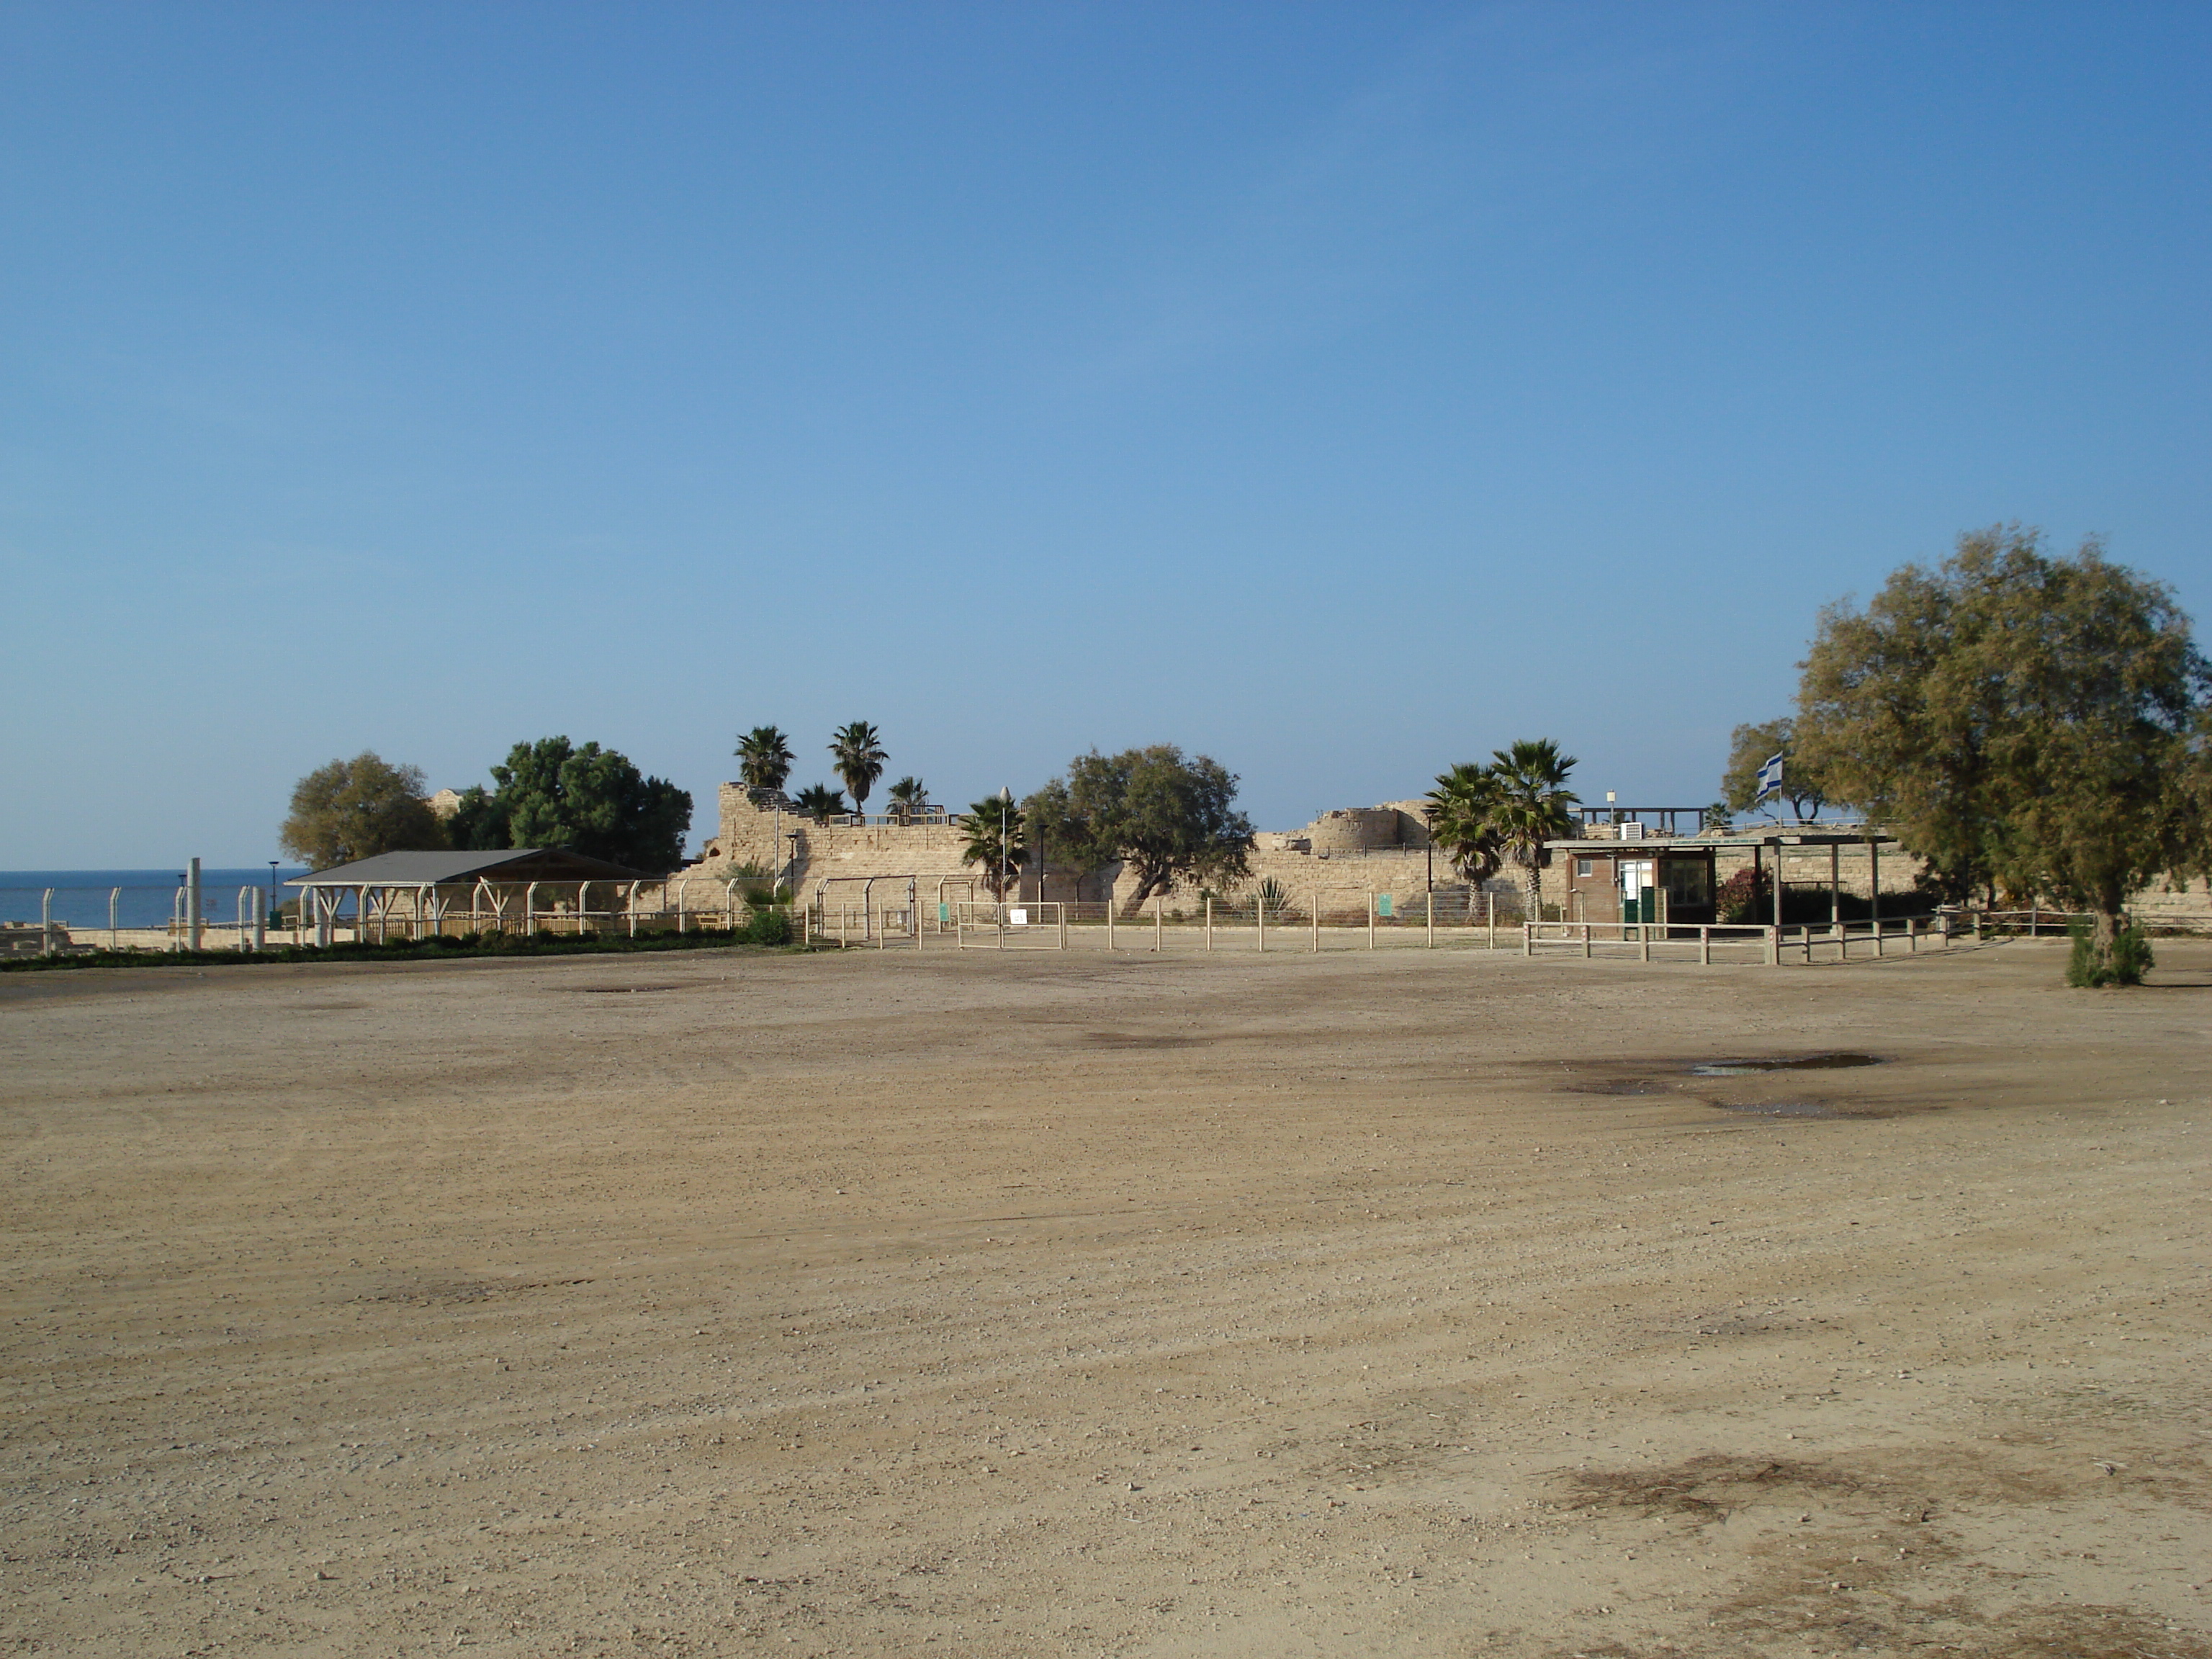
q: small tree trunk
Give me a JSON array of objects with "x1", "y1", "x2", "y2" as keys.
[
  {"x1": 2092, "y1": 904, "x2": 2121, "y2": 958},
  {"x1": 1521, "y1": 855, "x2": 1542, "y2": 924}
]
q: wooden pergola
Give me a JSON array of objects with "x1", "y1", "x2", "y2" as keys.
[{"x1": 286, "y1": 848, "x2": 655, "y2": 945}]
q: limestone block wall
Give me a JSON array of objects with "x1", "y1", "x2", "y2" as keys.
[
  {"x1": 659, "y1": 789, "x2": 1469, "y2": 919},
  {"x1": 663, "y1": 786, "x2": 973, "y2": 909}
]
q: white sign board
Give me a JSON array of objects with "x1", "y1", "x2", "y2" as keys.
[{"x1": 1007, "y1": 908, "x2": 1028, "y2": 927}]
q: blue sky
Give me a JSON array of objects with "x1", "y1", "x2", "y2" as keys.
[{"x1": 4, "y1": 2, "x2": 2207, "y2": 865}]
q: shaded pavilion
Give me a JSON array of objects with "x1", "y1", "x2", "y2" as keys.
[{"x1": 287, "y1": 848, "x2": 653, "y2": 943}]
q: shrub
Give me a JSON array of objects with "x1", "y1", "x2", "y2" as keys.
[
  {"x1": 1715, "y1": 866, "x2": 1770, "y2": 924},
  {"x1": 2067, "y1": 918, "x2": 2154, "y2": 987},
  {"x1": 742, "y1": 907, "x2": 794, "y2": 947}
]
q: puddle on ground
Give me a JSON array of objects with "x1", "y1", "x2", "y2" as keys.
[
  {"x1": 1691, "y1": 1053, "x2": 1883, "y2": 1077},
  {"x1": 1709, "y1": 1100, "x2": 1840, "y2": 1118}
]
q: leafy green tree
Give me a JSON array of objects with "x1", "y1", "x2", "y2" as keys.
[
  {"x1": 448, "y1": 737, "x2": 692, "y2": 873},
  {"x1": 1033, "y1": 745, "x2": 1254, "y2": 913},
  {"x1": 1486, "y1": 739, "x2": 1580, "y2": 922},
  {"x1": 1020, "y1": 776, "x2": 1100, "y2": 899},
  {"x1": 1424, "y1": 763, "x2": 1503, "y2": 891},
  {"x1": 885, "y1": 775, "x2": 929, "y2": 824},
  {"x1": 279, "y1": 752, "x2": 446, "y2": 868},
  {"x1": 735, "y1": 726, "x2": 796, "y2": 800},
  {"x1": 1720, "y1": 718, "x2": 1828, "y2": 822},
  {"x1": 828, "y1": 721, "x2": 888, "y2": 814},
  {"x1": 791, "y1": 782, "x2": 845, "y2": 823},
  {"x1": 1796, "y1": 526, "x2": 2210, "y2": 973},
  {"x1": 961, "y1": 792, "x2": 1028, "y2": 899}
]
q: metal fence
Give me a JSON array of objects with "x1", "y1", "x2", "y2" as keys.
[
  {"x1": 0, "y1": 878, "x2": 792, "y2": 957},
  {"x1": 800, "y1": 889, "x2": 1524, "y2": 953},
  {"x1": 0, "y1": 884, "x2": 277, "y2": 956},
  {"x1": 1524, "y1": 914, "x2": 1954, "y2": 965}
]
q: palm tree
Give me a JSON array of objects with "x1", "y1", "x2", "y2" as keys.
[
  {"x1": 828, "y1": 721, "x2": 888, "y2": 815},
  {"x1": 792, "y1": 783, "x2": 845, "y2": 824},
  {"x1": 960, "y1": 793, "x2": 1027, "y2": 900},
  {"x1": 885, "y1": 775, "x2": 928, "y2": 825},
  {"x1": 1486, "y1": 739, "x2": 1580, "y2": 922},
  {"x1": 1424, "y1": 762, "x2": 1503, "y2": 897},
  {"x1": 734, "y1": 726, "x2": 796, "y2": 801}
]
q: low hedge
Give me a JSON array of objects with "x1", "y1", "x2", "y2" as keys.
[{"x1": 1, "y1": 927, "x2": 808, "y2": 972}]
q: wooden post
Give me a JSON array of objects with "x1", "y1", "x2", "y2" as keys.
[
  {"x1": 1256, "y1": 892, "x2": 1264, "y2": 953},
  {"x1": 1107, "y1": 894, "x2": 1115, "y2": 951},
  {"x1": 1699, "y1": 925, "x2": 1711, "y2": 966},
  {"x1": 1426, "y1": 883, "x2": 1434, "y2": 949},
  {"x1": 1870, "y1": 841, "x2": 1881, "y2": 927},
  {"x1": 1154, "y1": 894, "x2": 1163, "y2": 953},
  {"x1": 1205, "y1": 896, "x2": 1213, "y2": 952},
  {"x1": 1312, "y1": 893, "x2": 1320, "y2": 954},
  {"x1": 1830, "y1": 843, "x2": 1841, "y2": 936},
  {"x1": 1367, "y1": 891, "x2": 1376, "y2": 950}
]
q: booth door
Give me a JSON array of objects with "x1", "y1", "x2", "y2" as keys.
[
  {"x1": 1660, "y1": 855, "x2": 1715, "y2": 923},
  {"x1": 1619, "y1": 858, "x2": 1656, "y2": 923}
]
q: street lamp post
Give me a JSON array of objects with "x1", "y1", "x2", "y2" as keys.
[{"x1": 999, "y1": 786, "x2": 1012, "y2": 907}]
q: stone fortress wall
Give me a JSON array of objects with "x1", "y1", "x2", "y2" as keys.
[
  {"x1": 660, "y1": 782, "x2": 2212, "y2": 928},
  {"x1": 668, "y1": 787, "x2": 1496, "y2": 920}
]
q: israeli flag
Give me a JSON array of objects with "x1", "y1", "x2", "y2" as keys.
[{"x1": 1756, "y1": 752, "x2": 1786, "y2": 797}]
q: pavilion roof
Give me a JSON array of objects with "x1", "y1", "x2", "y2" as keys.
[{"x1": 287, "y1": 848, "x2": 652, "y2": 887}]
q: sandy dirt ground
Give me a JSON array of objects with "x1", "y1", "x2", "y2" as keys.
[{"x1": 3, "y1": 938, "x2": 2208, "y2": 1658}]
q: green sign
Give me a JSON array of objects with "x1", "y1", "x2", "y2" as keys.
[
  {"x1": 937, "y1": 902, "x2": 950, "y2": 923},
  {"x1": 1376, "y1": 894, "x2": 1393, "y2": 918}
]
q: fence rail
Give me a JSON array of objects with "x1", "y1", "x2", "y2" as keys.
[
  {"x1": 1524, "y1": 914, "x2": 1954, "y2": 964},
  {"x1": 1, "y1": 878, "x2": 799, "y2": 957},
  {"x1": 23, "y1": 880, "x2": 2179, "y2": 966}
]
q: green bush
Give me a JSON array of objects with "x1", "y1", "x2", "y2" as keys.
[
  {"x1": 2067, "y1": 918, "x2": 2154, "y2": 987},
  {"x1": 741, "y1": 907, "x2": 794, "y2": 946},
  {"x1": 0, "y1": 923, "x2": 812, "y2": 974}
]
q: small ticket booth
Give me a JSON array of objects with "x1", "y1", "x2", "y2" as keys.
[{"x1": 1555, "y1": 839, "x2": 1719, "y2": 925}]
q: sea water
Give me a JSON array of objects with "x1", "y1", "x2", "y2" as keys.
[{"x1": 0, "y1": 870, "x2": 310, "y2": 930}]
